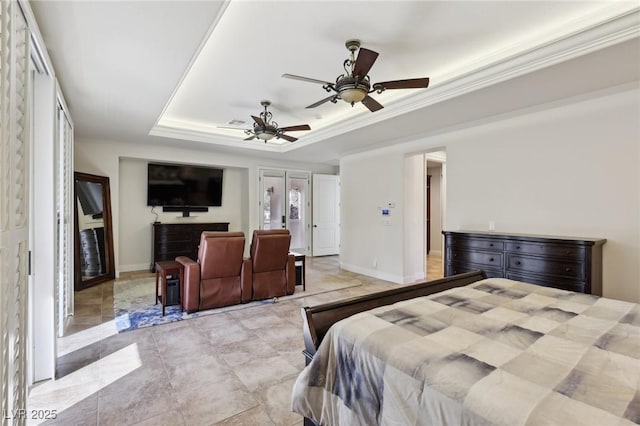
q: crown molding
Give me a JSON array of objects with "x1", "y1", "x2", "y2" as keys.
[
  {"x1": 287, "y1": 6, "x2": 640, "y2": 150},
  {"x1": 150, "y1": 6, "x2": 639, "y2": 152},
  {"x1": 149, "y1": 125, "x2": 286, "y2": 153}
]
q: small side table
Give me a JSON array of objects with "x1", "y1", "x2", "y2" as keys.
[
  {"x1": 155, "y1": 260, "x2": 183, "y2": 315},
  {"x1": 290, "y1": 252, "x2": 306, "y2": 291}
]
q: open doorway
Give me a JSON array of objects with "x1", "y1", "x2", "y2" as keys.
[{"x1": 425, "y1": 151, "x2": 446, "y2": 281}]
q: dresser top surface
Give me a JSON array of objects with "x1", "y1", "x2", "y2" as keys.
[
  {"x1": 443, "y1": 230, "x2": 606, "y2": 245},
  {"x1": 153, "y1": 222, "x2": 229, "y2": 227}
]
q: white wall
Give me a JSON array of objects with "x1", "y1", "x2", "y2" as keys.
[
  {"x1": 340, "y1": 86, "x2": 640, "y2": 302},
  {"x1": 75, "y1": 139, "x2": 336, "y2": 274},
  {"x1": 403, "y1": 154, "x2": 425, "y2": 283},
  {"x1": 118, "y1": 158, "x2": 246, "y2": 271},
  {"x1": 340, "y1": 150, "x2": 405, "y2": 282}
]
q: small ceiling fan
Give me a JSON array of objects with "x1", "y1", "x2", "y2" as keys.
[
  {"x1": 219, "y1": 100, "x2": 311, "y2": 142},
  {"x1": 283, "y1": 39, "x2": 430, "y2": 112}
]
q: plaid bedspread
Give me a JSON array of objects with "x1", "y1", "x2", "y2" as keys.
[{"x1": 291, "y1": 278, "x2": 640, "y2": 425}]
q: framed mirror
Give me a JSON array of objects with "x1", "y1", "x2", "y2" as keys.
[{"x1": 74, "y1": 172, "x2": 115, "y2": 290}]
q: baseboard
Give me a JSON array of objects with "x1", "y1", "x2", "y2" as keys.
[
  {"x1": 339, "y1": 262, "x2": 404, "y2": 284},
  {"x1": 119, "y1": 263, "x2": 151, "y2": 273},
  {"x1": 404, "y1": 272, "x2": 426, "y2": 284}
]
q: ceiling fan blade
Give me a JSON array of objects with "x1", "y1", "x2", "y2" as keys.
[
  {"x1": 373, "y1": 77, "x2": 430, "y2": 91},
  {"x1": 279, "y1": 124, "x2": 311, "y2": 132},
  {"x1": 353, "y1": 47, "x2": 379, "y2": 79},
  {"x1": 278, "y1": 134, "x2": 297, "y2": 142},
  {"x1": 362, "y1": 95, "x2": 384, "y2": 112},
  {"x1": 243, "y1": 135, "x2": 257, "y2": 141},
  {"x1": 282, "y1": 73, "x2": 333, "y2": 86},
  {"x1": 251, "y1": 115, "x2": 265, "y2": 127},
  {"x1": 306, "y1": 94, "x2": 337, "y2": 109}
]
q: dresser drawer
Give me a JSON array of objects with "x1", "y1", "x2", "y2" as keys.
[
  {"x1": 507, "y1": 254, "x2": 584, "y2": 280},
  {"x1": 505, "y1": 241, "x2": 585, "y2": 259},
  {"x1": 155, "y1": 228, "x2": 192, "y2": 242},
  {"x1": 450, "y1": 249, "x2": 503, "y2": 268},
  {"x1": 156, "y1": 240, "x2": 192, "y2": 251},
  {"x1": 506, "y1": 272, "x2": 586, "y2": 293},
  {"x1": 447, "y1": 262, "x2": 503, "y2": 278},
  {"x1": 450, "y1": 237, "x2": 504, "y2": 252}
]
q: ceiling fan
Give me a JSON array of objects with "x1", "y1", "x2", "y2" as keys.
[
  {"x1": 219, "y1": 100, "x2": 311, "y2": 142},
  {"x1": 283, "y1": 39, "x2": 430, "y2": 112}
]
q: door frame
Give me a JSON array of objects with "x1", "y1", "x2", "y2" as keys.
[{"x1": 257, "y1": 168, "x2": 311, "y2": 254}]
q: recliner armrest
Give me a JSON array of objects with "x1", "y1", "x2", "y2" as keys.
[
  {"x1": 285, "y1": 253, "x2": 295, "y2": 295},
  {"x1": 240, "y1": 258, "x2": 252, "y2": 303},
  {"x1": 175, "y1": 256, "x2": 200, "y2": 313}
]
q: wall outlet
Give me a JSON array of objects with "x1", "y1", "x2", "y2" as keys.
[
  {"x1": 489, "y1": 220, "x2": 495, "y2": 231},
  {"x1": 372, "y1": 259, "x2": 377, "y2": 268}
]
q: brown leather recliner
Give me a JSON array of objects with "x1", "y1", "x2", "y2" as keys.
[
  {"x1": 250, "y1": 229, "x2": 295, "y2": 300},
  {"x1": 176, "y1": 231, "x2": 251, "y2": 313}
]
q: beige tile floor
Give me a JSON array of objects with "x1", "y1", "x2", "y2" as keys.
[{"x1": 28, "y1": 255, "x2": 444, "y2": 426}]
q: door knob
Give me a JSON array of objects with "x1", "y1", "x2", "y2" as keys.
[{"x1": 313, "y1": 224, "x2": 317, "y2": 228}]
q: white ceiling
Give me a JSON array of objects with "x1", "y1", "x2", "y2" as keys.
[{"x1": 31, "y1": 1, "x2": 640, "y2": 166}]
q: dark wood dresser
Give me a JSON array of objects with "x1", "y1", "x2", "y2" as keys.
[
  {"x1": 443, "y1": 230, "x2": 606, "y2": 295},
  {"x1": 151, "y1": 222, "x2": 229, "y2": 270}
]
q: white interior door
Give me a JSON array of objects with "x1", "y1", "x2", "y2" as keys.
[
  {"x1": 31, "y1": 68, "x2": 56, "y2": 382},
  {"x1": 312, "y1": 174, "x2": 340, "y2": 256}
]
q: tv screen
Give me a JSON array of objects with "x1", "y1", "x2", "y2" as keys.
[{"x1": 147, "y1": 163, "x2": 223, "y2": 207}]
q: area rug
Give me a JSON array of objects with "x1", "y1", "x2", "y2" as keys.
[{"x1": 113, "y1": 276, "x2": 362, "y2": 333}]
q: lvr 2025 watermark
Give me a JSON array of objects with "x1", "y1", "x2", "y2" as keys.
[{"x1": 3, "y1": 409, "x2": 58, "y2": 420}]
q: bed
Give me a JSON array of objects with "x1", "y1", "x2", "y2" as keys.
[{"x1": 291, "y1": 271, "x2": 640, "y2": 425}]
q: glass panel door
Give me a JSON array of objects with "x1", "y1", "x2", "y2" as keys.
[
  {"x1": 286, "y1": 173, "x2": 310, "y2": 254},
  {"x1": 259, "y1": 169, "x2": 311, "y2": 254},
  {"x1": 260, "y1": 171, "x2": 285, "y2": 230}
]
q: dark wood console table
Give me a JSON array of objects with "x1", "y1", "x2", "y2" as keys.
[
  {"x1": 290, "y1": 251, "x2": 306, "y2": 291},
  {"x1": 443, "y1": 230, "x2": 606, "y2": 295},
  {"x1": 151, "y1": 222, "x2": 229, "y2": 271},
  {"x1": 155, "y1": 260, "x2": 183, "y2": 315}
]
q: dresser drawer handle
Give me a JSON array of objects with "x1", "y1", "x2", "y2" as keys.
[
  {"x1": 564, "y1": 267, "x2": 572, "y2": 272},
  {"x1": 516, "y1": 246, "x2": 521, "y2": 250},
  {"x1": 489, "y1": 243, "x2": 494, "y2": 247},
  {"x1": 515, "y1": 261, "x2": 522, "y2": 266},
  {"x1": 489, "y1": 257, "x2": 494, "y2": 262}
]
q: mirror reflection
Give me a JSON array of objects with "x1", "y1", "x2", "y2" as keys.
[
  {"x1": 76, "y1": 180, "x2": 105, "y2": 280},
  {"x1": 74, "y1": 172, "x2": 115, "y2": 289}
]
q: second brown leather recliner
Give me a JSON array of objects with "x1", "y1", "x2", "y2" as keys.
[
  {"x1": 176, "y1": 231, "x2": 251, "y2": 313},
  {"x1": 250, "y1": 229, "x2": 295, "y2": 300}
]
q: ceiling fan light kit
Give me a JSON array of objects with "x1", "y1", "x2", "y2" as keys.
[
  {"x1": 337, "y1": 76, "x2": 370, "y2": 104},
  {"x1": 253, "y1": 128, "x2": 276, "y2": 141}
]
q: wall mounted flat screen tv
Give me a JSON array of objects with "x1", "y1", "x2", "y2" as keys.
[{"x1": 147, "y1": 163, "x2": 223, "y2": 207}]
